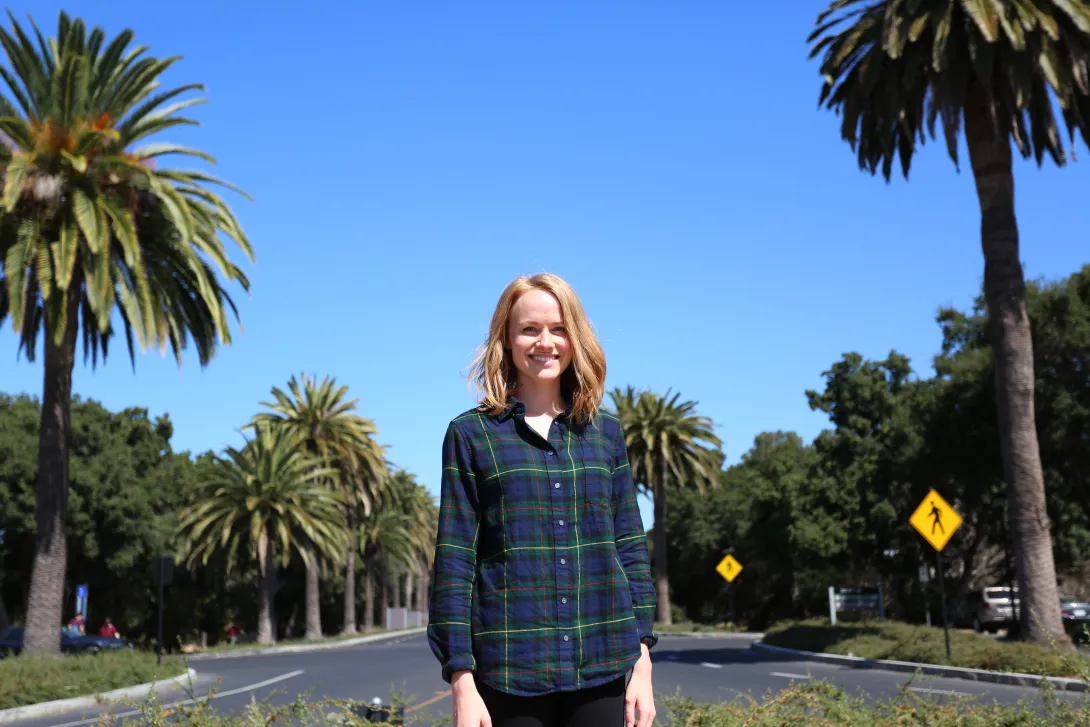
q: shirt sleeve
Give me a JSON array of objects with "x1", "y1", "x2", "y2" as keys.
[
  {"x1": 610, "y1": 422, "x2": 658, "y2": 649},
  {"x1": 427, "y1": 421, "x2": 481, "y2": 681}
]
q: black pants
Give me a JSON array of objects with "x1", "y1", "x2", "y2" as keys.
[{"x1": 477, "y1": 675, "x2": 627, "y2": 727}]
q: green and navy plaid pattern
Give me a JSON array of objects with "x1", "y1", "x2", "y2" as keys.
[{"x1": 427, "y1": 400, "x2": 657, "y2": 697}]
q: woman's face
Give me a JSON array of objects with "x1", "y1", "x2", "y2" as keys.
[{"x1": 507, "y1": 289, "x2": 573, "y2": 388}]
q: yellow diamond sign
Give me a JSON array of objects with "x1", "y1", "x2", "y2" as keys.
[
  {"x1": 715, "y1": 554, "x2": 743, "y2": 583},
  {"x1": 910, "y1": 489, "x2": 963, "y2": 552}
]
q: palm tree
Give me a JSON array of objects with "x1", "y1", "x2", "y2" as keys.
[
  {"x1": 608, "y1": 387, "x2": 721, "y2": 626},
  {"x1": 807, "y1": 0, "x2": 1090, "y2": 647},
  {"x1": 385, "y1": 470, "x2": 438, "y2": 613},
  {"x1": 0, "y1": 13, "x2": 252, "y2": 654},
  {"x1": 176, "y1": 425, "x2": 347, "y2": 644},
  {"x1": 250, "y1": 374, "x2": 386, "y2": 637},
  {"x1": 358, "y1": 504, "x2": 421, "y2": 631}
]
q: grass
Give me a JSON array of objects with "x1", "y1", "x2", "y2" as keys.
[
  {"x1": 763, "y1": 618, "x2": 1090, "y2": 678},
  {"x1": 0, "y1": 649, "x2": 186, "y2": 710}
]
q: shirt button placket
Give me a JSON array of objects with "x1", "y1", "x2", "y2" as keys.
[{"x1": 547, "y1": 423, "x2": 572, "y2": 689}]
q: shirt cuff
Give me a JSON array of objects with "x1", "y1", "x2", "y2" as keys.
[
  {"x1": 640, "y1": 633, "x2": 658, "y2": 650},
  {"x1": 441, "y1": 655, "x2": 477, "y2": 683}
]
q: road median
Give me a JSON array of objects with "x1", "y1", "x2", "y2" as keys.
[
  {"x1": 0, "y1": 665, "x2": 195, "y2": 723},
  {"x1": 755, "y1": 618, "x2": 1090, "y2": 692}
]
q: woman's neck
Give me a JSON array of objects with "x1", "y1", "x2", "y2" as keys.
[{"x1": 515, "y1": 379, "x2": 564, "y2": 418}]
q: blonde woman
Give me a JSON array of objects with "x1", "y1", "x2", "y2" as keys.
[{"x1": 428, "y1": 273, "x2": 658, "y2": 727}]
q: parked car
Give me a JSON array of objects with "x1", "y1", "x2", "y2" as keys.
[
  {"x1": 953, "y1": 586, "x2": 1018, "y2": 633},
  {"x1": 1061, "y1": 596, "x2": 1090, "y2": 645},
  {"x1": 0, "y1": 625, "x2": 133, "y2": 657}
]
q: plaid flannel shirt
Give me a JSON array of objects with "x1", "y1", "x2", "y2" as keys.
[{"x1": 427, "y1": 400, "x2": 658, "y2": 696}]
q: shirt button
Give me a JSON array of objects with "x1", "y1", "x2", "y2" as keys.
[
  {"x1": 560, "y1": 558, "x2": 566, "y2": 565},
  {"x1": 563, "y1": 635, "x2": 570, "y2": 642},
  {"x1": 561, "y1": 597, "x2": 568, "y2": 604},
  {"x1": 558, "y1": 520, "x2": 564, "y2": 527}
]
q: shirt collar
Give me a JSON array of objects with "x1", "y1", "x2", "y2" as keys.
[{"x1": 498, "y1": 396, "x2": 572, "y2": 423}]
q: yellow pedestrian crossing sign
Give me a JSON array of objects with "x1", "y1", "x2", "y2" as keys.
[
  {"x1": 716, "y1": 554, "x2": 743, "y2": 583},
  {"x1": 910, "y1": 489, "x2": 963, "y2": 552}
]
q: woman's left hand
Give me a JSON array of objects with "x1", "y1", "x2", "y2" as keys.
[{"x1": 625, "y1": 644, "x2": 656, "y2": 727}]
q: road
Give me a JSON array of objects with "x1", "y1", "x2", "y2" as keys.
[{"x1": 7, "y1": 632, "x2": 1085, "y2": 727}]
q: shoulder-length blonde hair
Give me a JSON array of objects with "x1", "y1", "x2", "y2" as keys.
[{"x1": 470, "y1": 273, "x2": 606, "y2": 425}]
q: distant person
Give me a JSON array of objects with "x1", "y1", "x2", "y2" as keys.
[
  {"x1": 98, "y1": 617, "x2": 120, "y2": 639},
  {"x1": 68, "y1": 612, "x2": 85, "y2": 634},
  {"x1": 225, "y1": 620, "x2": 243, "y2": 645},
  {"x1": 427, "y1": 273, "x2": 658, "y2": 727}
]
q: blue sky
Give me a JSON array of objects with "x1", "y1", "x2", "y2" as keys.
[{"x1": 2, "y1": 1, "x2": 1088, "y2": 529}]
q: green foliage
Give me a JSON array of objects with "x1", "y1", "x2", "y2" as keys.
[
  {"x1": 251, "y1": 373, "x2": 386, "y2": 515},
  {"x1": 176, "y1": 424, "x2": 348, "y2": 573},
  {"x1": 0, "y1": 10, "x2": 252, "y2": 363},
  {"x1": 0, "y1": 650, "x2": 185, "y2": 710},
  {"x1": 661, "y1": 682, "x2": 1090, "y2": 727},
  {"x1": 808, "y1": 0, "x2": 1090, "y2": 180},
  {"x1": 764, "y1": 619, "x2": 1090, "y2": 678},
  {"x1": 608, "y1": 386, "x2": 722, "y2": 496},
  {"x1": 668, "y1": 265, "x2": 1090, "y2": 630}
]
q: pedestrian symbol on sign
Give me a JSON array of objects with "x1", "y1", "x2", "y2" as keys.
[{"x1": 930, "y1": 501, "x2": 944, "y2": 535}]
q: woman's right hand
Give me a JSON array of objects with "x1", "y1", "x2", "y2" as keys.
[{"x1": 452, "y1": 671, "x2": 492, "y2": 727}]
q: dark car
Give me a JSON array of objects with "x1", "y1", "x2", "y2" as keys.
[
  {"x1": 0, "y1": 626, "x2": 133, "y2": 657},
  {"x1": 1061, "y1": 596, "x2": 1090, "y2": 645}
]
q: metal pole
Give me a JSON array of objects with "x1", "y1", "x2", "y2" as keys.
[
  {"x1": 157, "y1": 557, "x2": 165, "y2": 666},
  {"x1": 729, "y1": 586, "x2": 736, "y2": 625},
  {"x1": 937, "y1": 551, "x2": 951, "y2": 659}
]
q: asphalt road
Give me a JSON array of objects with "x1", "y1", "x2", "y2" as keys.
[{"x1": 8, "y1": 632, "x2": 1087, "y2": 727}]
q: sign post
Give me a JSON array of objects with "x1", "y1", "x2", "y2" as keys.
[
  {"x1": 909, "y1": 489, "x2": 963, "y2": 659},
  {"x1": 74, "y1": 584, "x2": 88, "y2": 629},
  {"x1": 149, "y1": 555, "x2": 174, "y2": 665},
  {"x1": 715, "y1": 554, "x2": 743, "y2": 623}
]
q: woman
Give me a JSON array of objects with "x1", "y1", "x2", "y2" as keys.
[{"x1": 428, "y1": 273, "x2": 658, "y2": 727}]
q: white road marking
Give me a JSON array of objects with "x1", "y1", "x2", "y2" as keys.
[
  {"x1": 699, "y1": 662, "x2": 722, "y2": 669},
  {"x1": 45, "y1": 670, "x2": 305, "y2": 727},
  {"x1": 770, "y1": 671, "x2": 812, "y2": 680},
  {"x1": 908, "y1": 687, "x2": 971, "y2": 697}
]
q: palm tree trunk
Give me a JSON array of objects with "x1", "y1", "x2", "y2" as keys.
[
  {"x1": 653, "y1": 456, "x2": 671, "y2": 626},
  {"x1": 257, "y1": 531, "x2": 276, "y2": 644},
  {"x1": 363, "y1": 562, "x2": 375, "y2": 631},
  {"x1": 404, "y1": 569, "x2": 414, "y2": 613},
  {"x1": 416, "y1": 568, "x2": 427, "y2": 613},
  {"x1": 23, "y1": 286, "x2": 80, "y2": 655},
  {"x1": 343, "y1": 547, "x2": 357, "y2": 635},
  {"x1": 342, "y1": 507, "x2": 357, "y2": 635},
  {"x1": 965, "y1": 89, "x2": 1068, "y2": 649},
  {"x1": 395, "y1": 574, "x2": 404, "y2": 608},
  {"x1": 304, "y1": 560, "x2": 322, "y2": 639}
]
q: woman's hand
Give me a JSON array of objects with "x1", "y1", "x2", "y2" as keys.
[
  {"x1": 452, "y1": 671, "x2": 492, "y2": 727},
  {"x1": 625, "y1": 644, "x2": 656, "y2": 727}
]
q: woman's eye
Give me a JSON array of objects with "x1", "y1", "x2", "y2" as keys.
[{"x1": 552, "y1": 327, "x2": 566, "y2": 334}]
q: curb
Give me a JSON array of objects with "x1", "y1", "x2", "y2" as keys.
[
  {"x1": 751, "y1": 641, "x2": 1090, "y2": 693},
  {"x1": 658, "y1": 631, "x2": 766, "y2": 640},
  {"x1": 0, "y1": 667, "x2": 196, "y2": 724},
  {"x1": 185, "y1": 626, "x2": 427, "y2": 661}
]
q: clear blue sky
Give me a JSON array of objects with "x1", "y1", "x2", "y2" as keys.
[{"x1": 2, "y1": 2, "x2": 1088, "y2": 529}]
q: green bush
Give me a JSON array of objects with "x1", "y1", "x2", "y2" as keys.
[
  {"x1": 0, "y1": 650, "x2": 186, "y2": 710},
  {"x1": 763, "y1": 618, "x2": 1090, "y2": 678},
  {"x1": 661, "y1": 681, "x2": 1090, "y2": 727},
  {"x1": 92, "y1": 680, "x2": 1090, "y2": 727}
]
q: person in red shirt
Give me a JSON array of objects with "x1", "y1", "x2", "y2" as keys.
[{"x1": 98, "y1": 617, "x2": 120, "y2": 639}]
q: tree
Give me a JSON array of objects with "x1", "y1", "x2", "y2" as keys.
[
  {"x1": 0, "y1": 12, "x2": 253, "y2": 653},
  {"x1": 251, "y1": 374, "x2": 385, "y2": 637},
  {"x1": 358, "y1": 496, "x2": 421, "y2": 631},
  {"x1": 608, "y1": 387, "x2": 721, "y2": 625},
  {"x1": 176, "y1": 425, "x2": 346, "y2": 644},
  {"x1": 807, "y1": 0, "x2": 1090, "y2": 647},
  {"x1": 384, "y1": 469, "x2": 438, "y2": 613}
]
